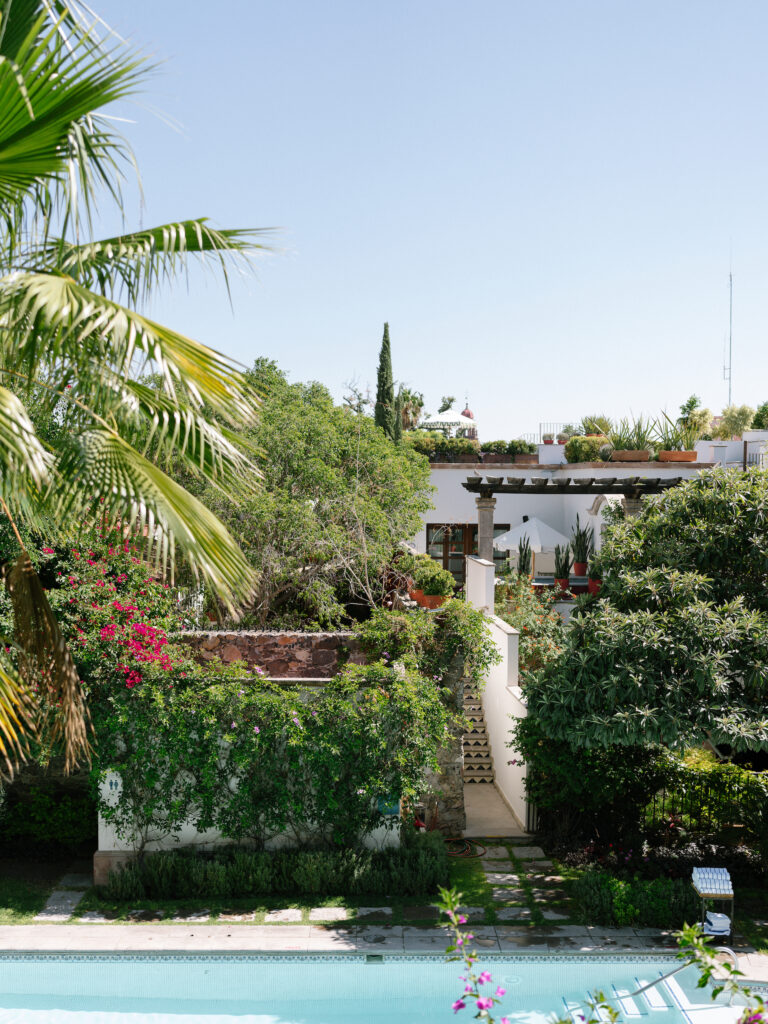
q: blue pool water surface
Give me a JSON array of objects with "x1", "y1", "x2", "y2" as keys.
[{"x1": 0, "y1": 955, "x2": 742, "y2": 1023}]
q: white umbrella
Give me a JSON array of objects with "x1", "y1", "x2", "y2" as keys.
[
  {"x1": 493, "y1": 517, "x2": 569, "y2": 552},
  {"x1": 421, "y1": 408, "x2": 477, "y2": 432}
]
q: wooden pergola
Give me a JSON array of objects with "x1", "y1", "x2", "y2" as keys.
[{"x1": 461, "y1": 474, "x2": 684, "y2": 561}]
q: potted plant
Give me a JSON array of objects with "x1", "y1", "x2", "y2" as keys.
[
  {"x1": 564, "y1": 435, "x2": 609, "y2": 464},
  {"x1": 570, "y1": 514, "x2": 593, "y2": 576},
  {"x1": 542, "y1": 432, "x2": 554, "y2": 445},
  {"x1": 517, "y1": 536, "x2": 532, "y2": 577},
  {"x1": 413, "y1": 558, "x2": 454, "y2": 608},
  {"x1": 655, "y1": 413, "x2": 698, "y2": 462},
  {"x1": 553, "y1": 544, "x2": 572, "y2": 593},
  {"x1": 608, "y1": 415, "x2": 656, "y2": 462},
  {"x1": 556, "y1": 433, "x2": 568, "y2": 445},
  {"x1": 509, "y1": 440, "x2": 538, "y2": 465},
  {"x1": 587, "y1": 565, "x2": 602, "y2": 596}
]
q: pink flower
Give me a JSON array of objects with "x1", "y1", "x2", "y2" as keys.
[
  {"x1": 253, "y1": 726, "x2": 260, "y2": 734},
  {"x1": 451, "y1": 1000, "x2": 465, "y2": 1014},
  {"x1": 501, "y1": 1018, "x2": 511, "y2": 1024},
  {"x1": 42, "y1": 547, "x2": 55, "y2": 554},
  {"x1": 457, "y1": 914, "x2": 467, "y2": 924},
  {"x1": 478, "y1": 972, "x2": 492, "y2": 985},
  {"x1": 495, "y1": 987, "x2": 506, "y2": 997},
  {"x1": 476, "y1": 998, "x2": 493, "y2": 1011},
  {"x1": 231, "y1": 722, "x2": 236, "y2": 729}
]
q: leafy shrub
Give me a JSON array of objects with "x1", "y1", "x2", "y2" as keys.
[
  {"x1": 480, "y1": 440, "x2": 508, "y2": 454},
  {"x1": 496, "y1": 576, "x2": 564, "y2": 684},
  {"x1": 0, "y1": 785, "x2": 97, "y2": 853},
  {"x1": 94, "y1": 663, "x2": 452, "y2": 852},
  {"x1": 507, "y1": 440, "x2": 537, "y2": 456},
  {"x1": 413, "y1": 558, "x2": 454, "y2": 596},
  {"x1": 513, "y1": 717, "x2": 669, "y2": 841},
  {"x1": 564, "y1": 435, "x2": 609, "y2": 463},
  {"x1": 433, "y1": 436, "x2": 480, "y2": 460},
  {"x1": 574, "y1": 868, "x2": 698, "y2": 928},
  {"x1": 354, "y1": 601, "x2": 499, "y2": 694},
  {"x1": 102, "y1": 830, "x2": 449, "y2": 900}
]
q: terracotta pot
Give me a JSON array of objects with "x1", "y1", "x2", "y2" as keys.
[
  {"x1": 571, "y1": 583, "x2": 588, "y2": 595},
  {"x1": 587, "y1": 578, "x2": 602, "y2": 596},
  {"x1": 408, "y1": 588, "x2": 423, "y2": 602},
  {"x1": 543, "y1": 439, "x2": 554, "y2": 445},
  {"x1": 573, "y1": 561, "x2": 588, "y2": 576},
  {"x1": 420, "y1": 593, "x2": 448, "y2": 609},
  {"x1": 611, "y1": 450, "x2": 650, "y2": 462},
  {"x1": 554, "y1": 577, "x2": 569, "y2": 591},
  {"x1": 514, "y1": 453, "x2": 538, "y2": 465},
  {"x1": 658, "y1": 450, "x2": 697, "y2": 462}
]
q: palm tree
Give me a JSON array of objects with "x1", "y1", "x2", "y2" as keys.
[{"x1": 0, "y1": 1, "x2": 268, "y2": 772}]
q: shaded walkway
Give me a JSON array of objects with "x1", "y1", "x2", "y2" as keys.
[{"x1": 463, "y1": 783, "x2": 526, "y2": 838}]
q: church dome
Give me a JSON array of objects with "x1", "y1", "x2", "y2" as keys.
[{"x1": 461, "y1": 405, "x2": 474, "y2": 420}]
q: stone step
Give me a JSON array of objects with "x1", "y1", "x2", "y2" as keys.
[{"x1": 464, "y1": 773, "x2": 495, "y2": 783}]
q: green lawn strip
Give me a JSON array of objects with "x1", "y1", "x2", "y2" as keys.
[
  {"x1": 448, "y1": 851, "x2": 495, "y2": 922},
  {"x1": 77, "y1": 888, "x2": 450, "y2": 927},
  {"x1": 0, "y1": 875, "x2": 54, "y2": 923},
  {"x1": 508, "y1": 851, "x2": 579, "y2": 926}
]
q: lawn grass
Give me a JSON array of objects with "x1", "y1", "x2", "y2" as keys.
[{"x1": 0, "y1": 860, "x2": 60, "y2": 925}]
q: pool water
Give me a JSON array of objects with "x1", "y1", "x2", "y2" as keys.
[{"x1": 0, "y1": 955, "x2": 746, "y2": 1024}]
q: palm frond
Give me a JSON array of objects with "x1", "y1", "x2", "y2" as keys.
[
  {"x1": 1, "y1": 271, "x2": 261, "y2": 425},
  {"x1": 0, "y1": 383, "x2": 51, "y2": 522},
  {"x1": 5, "y1": 551, "x2": 89, "y2": 771},
  {"x1": 114, "y1": 378, "x2": 262, "y2": 493},
  {"x1": 32, "y1": 220, "x2": 272, "y2": 306},
  {"x1": 55, "y1": 428, "x2": 258, "y2": 612},
  {"x1": 0, "y1": 8, "x2": 145, "y2": 207},
  {"x1": 0, "y1": 647, "x2": 31, "y2": 779}
]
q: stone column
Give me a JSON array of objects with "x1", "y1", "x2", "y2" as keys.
[
  {"x1": 476, "y1": 495, "x2": 497, "y2": 562},
  {"x1": 623, "y1": 495, "x2": 643, "y2": 517}
]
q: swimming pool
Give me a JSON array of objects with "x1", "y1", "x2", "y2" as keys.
[{"x1": 0, "y1": 953, "x2": 747, "y2": 1023}]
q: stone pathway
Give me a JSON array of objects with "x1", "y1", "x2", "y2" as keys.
[
  {"x1": 0, "y1": 922, "x2": 761, "y2": 957},
  {"x1": 34, "y1": 867, "x2": 93, "y2": 922}
]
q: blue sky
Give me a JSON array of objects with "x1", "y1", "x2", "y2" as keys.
[{"x1": 96, "y1": 1, "x2": 768, "y2": 439}]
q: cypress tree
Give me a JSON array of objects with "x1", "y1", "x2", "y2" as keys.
[
  {"x1": 393, "y1": 388, "x2": 403, "y2": 443},
  {"x1": 374, "y1": 322, "x2": 396, "y2": 439}
]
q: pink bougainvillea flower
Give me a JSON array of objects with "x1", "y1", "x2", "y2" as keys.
[
  {"x1": 477, "y1": 972, "x2": 492, "y2": 985},
  {"x1": 457, "y1": 913, "x2": 467, "y2": 924},
  {"x1": 451, "y1": 1000, "x2": 465, "y2": 1014},
  {"x1": 501, "y1": 1018, "x2": 511, "y2": 1024},
  {"x1": 476, "y1": 998, "x2": 493, "y2": 1011},
  {"x1": 253, "y1": 725, "x2": 260, "y2": 734},
  {"x1": 495, "y1": 987, "x2": 506, "y2": 997},
  {"x1": 42, "y1": 547, "x2": 55, "y2": 554}
]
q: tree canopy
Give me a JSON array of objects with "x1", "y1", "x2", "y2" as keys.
[
  {"x1": 527, "y1": 469, "x2": 768, "y2": 753},
  {"x1": 192, "y1": 360, "x2": 433, "y2": 627}
]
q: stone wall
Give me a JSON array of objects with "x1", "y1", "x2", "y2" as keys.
[{"x1": 178, "y1": 630, "x2": 364, "y2": 679}]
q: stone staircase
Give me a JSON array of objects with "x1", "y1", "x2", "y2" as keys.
[{"x1": 462, "y1": 686, "x2": 494, "y2": 783}]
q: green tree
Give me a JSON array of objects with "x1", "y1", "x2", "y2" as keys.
[
  {"x1": 438, "y1": 395, "x2": 456, "y2": 414},
  {"x1": 715, "y1": 404, "x2": 755, "y2": 439},
  {"x1": 374, "y1": 322, "x2": 395, "y2": 438},
  {"x1": 399, "y1": 387, "x2": 424, "y2": 430},
  {"x1": 527, "y1": 470, "x2": 768, "y2": 753},
  {"x1": 0, "y1": 1, "x2": 264, "y2": 769},
  {"x1": 753, "y1": 401, "x2": 768, "y2": 430},
  {"x1": 192, "y1": 360, "x2": 433, "y2": 627}
]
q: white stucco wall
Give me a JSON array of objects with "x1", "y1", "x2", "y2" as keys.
[
  {"x1": 465, "y1": 557, "x2": 527, "y2": 830},
  {"x1": 414, "y1": 461, "x2": 712, "y2": 555}
]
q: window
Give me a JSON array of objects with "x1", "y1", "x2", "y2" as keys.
[{"x1": 426, "y1": 524, "x2": 510, "y2": 582}]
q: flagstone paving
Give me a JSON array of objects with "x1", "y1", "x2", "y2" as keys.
[
  {"x1": 309, "y1": 907, "x2": 348, "y2": 922},
  {"x1": 265, "y1": 909, "x2": 302, "y2": 923},
  {"x1": 34, "y1": 890, "x2": 87, "y2": 922},
  {"x1": 511, "y1": 846, "x2": 546, "y2": 859}
]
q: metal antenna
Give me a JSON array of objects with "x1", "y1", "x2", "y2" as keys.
[{"x1": 723, "y1": 269, "x2": 733, "y2": 405}]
